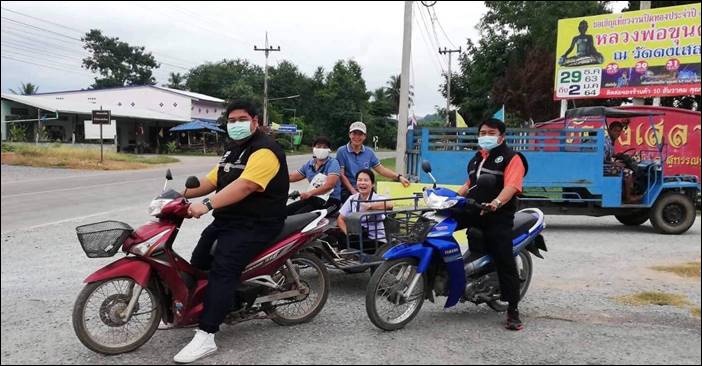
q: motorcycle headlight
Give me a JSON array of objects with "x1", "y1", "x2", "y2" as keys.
[
  {"x1": 147, "y1": 198, "x2": 172, "y2": 217},
  {"x1": 423, "y1": 191, "x2": 457, "y2": 210}
]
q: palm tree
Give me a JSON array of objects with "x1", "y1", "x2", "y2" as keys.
[
  {"x1": 386, "y1": 74, "x2": 414, "y2": 115},
  {"x1": 10, "y1": 82, "x2": 39, "y2": 95},
  {"x1": 166, "y1": 72, "x2": 186, "y2": 90}
]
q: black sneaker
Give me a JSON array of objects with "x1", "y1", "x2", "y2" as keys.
[{"x1": 505, "y1": 309, "x2": 524, "y2": 331}]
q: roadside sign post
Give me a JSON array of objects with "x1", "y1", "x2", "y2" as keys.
[{"x1": 92, "y1": 108, "x2": 111, "y2": 163}]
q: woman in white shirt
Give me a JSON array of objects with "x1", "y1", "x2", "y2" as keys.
[{"x1": 337, "y1": 169, "x2": 393, "y2": 248}]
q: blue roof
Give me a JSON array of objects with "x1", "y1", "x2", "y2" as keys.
[{"x1": 170, "y1": 119, "x2": 225, "y2": 133}]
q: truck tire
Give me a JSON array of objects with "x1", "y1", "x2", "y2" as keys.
[
  {"x1": 650, "y1": 192, "x2": 696, "y2": 235},
  {"x1": 615, "y1": 209, "x2": 650, "y2": 226}
]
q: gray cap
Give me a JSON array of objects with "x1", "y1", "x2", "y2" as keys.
[{"x1": 349, "y1": 121, "x2": 367, "y2": 134}]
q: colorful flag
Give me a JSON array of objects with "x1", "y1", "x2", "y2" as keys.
[
  {"x1": 455, "y1": 110, "x2": 468, "y2": 128},
  {"x1": 492, "y1": 105, "x2": 505, "y2": 122}
]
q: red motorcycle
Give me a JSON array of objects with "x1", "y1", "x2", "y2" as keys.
[{"x1": 72, "y1": 170, "x2": 330, "y2": 355}]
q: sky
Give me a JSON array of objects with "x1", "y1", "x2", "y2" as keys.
[{"x1": 0, "y1": 1, "x2": 629, "y2": 117}]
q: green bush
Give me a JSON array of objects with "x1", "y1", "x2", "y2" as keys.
[
  {"x1": 165, "y1": 141, "x2": 178, "y2": 154},
  {"x1": 8, "y1": 124, "x2": 28, "y2": 142},
  {"x1": 1, "y1": 143, "x2": 16, "y2": 152},
  {"x1": 275, "y1": 138, "x2": 292, "y2": 150}
]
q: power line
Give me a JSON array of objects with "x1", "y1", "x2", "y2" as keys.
[
  {"x1": 1, "y1": 22, "x2": 82, "y2": 45},
  {"x1": 1, "y1": 55, "x2": 93, "y2": 76},
  {"x1": 416, "y1": 3, "x2": 446, "y2": 71},
  {"x1": 1, "y1": 49, "x2": 85, "y2": 69},
  {"x1": 413, "y1": 7, "x2": 443, "y2": 76},
  {"x1": 431, "y1": 7, "x2": 457, "y2": 49},
  {"x1": 1, "y1": 6, "x2": 84, "y2": 34},
  {"x1": 1, "y1": 42, "x2": 85, "y2": 63},
  {"x1": 2, "y1": 10, "x2": 199, "y2": 68},
  {"x1": 414, "y1": 2, "x2": 445, "y2": 74},
  {"x1": 0, "y1": 16, "x2": 81, "y2": 41},
  {"x1": 425, "y1": 6, "x2": 444, "y2": 51},
  {"x1": 1, "y1": 29, "x2": 88, "y2": 55},
  {"x1": 170, "y1": 4, "x2": 251, "y2": 46}
]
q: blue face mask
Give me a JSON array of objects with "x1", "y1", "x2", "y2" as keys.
[
  {"x1": 478, "y1": 135, "x2": 501, "y2": 150},
  {"x1": 227, "y1": 121, "x2": 252, "y2": 141}
]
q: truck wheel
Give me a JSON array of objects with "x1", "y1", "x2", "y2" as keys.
[
  {"x1": 650, "y1": 192, "x2": 696, "y2": 235},
  {"x1": 615, "y1": 209, "x2": 650, "y2": 226}
]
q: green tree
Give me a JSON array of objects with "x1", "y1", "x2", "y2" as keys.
[
  {"x1": 369, "y1": 87, "x2": 394, "y2": 118},
  {"x1": 447, "y1": 1, "x2": 613, "y2": 124},
  {"x1": 316, "y1": 60, "x2": 370, "y2": 147},
  {"x1": 10, "y1": 82, "x2": 39, "y2": 95},
  {"x1": 386, "y1": 74, "x2": 414, "y2": 115},
  {"x1": 81, "y1": 29, "x2": 160, "y2": 89},
  {"x1": 186, "y1": 59, "x2": 263, "y2": 104},
  {"x1": 166, "y1": 72, "x2": 186, "y2": 90},
  {"x1": 267, "y1": 61, "x2": 313, "y2": 127}
]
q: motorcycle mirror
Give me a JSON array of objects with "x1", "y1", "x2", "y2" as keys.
[
  {"x1": 166, "y1": 169, "x2": 173, "y2": 180},
  {"x1": 421, "y1": 160, "x2": 432, "y2": 173},
  {"x1": 185, "y1": 176, "x2": 200, "y2": 189}
]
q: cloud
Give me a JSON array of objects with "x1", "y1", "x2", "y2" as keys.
[{"x1": 1, "y1": 1, "x2": 486, "y2": 115}]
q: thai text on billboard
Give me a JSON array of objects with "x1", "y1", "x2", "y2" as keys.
[{"x1": 554, "y1": 4, "x2": 701, "y2": 100}]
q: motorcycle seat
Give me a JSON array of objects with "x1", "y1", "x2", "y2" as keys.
[
  {"x1": 270, "y1": 212, "x2": 321, "y2": 243},
  {"x1": 210, "y1": 212, "x2": 321, "y2": 256},
  {"x1": 512, "y1": 211, "x2": 538, "y2": 238}
]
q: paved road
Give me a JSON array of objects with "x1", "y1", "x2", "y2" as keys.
[
  {"x1": 1, "y1": 156, "x2": 700, "y2": 364},
  {"x1": 0, "y1": 152, "x2": 395, "y2": 234}
]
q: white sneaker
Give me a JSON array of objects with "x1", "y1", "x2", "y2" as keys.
[
  {"x1": 158, "y1": 321, "x2": 176, "y2": 330},
  {"x1": 173, "y1": 329, "x2": 217, "y2": 364}
]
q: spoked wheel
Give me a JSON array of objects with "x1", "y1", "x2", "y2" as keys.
[
  {"x1": 487, "y1": 249, "x2": 533, "y2": 312},
  {"x1": 72, "y1": 277, "x2": 161, "y2": 354},
  {"x1": 365, "y1": 258, "x2": 425, "y2": 331},
  {"x1": 268, "y1": 252, "x2": 330, "y2": 326}
]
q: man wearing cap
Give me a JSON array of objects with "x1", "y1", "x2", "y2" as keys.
[{"x1": 335, "y1": 121, "x2": 411, "y2": 203}]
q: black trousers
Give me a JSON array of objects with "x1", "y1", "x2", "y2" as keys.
[
  {"x1": 454, "y1": 210, "x2": 521, "y2": 306},
  {"x1": 191, "y1": 218, "x2": 284, "y2": 333},
  {"x1": 286, "y1": 196, "x2": 341, "y2": 217}
]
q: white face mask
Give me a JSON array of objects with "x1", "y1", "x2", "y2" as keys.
[{"x1": 313, "y1": 147, "x2": 331, "y2": 160}]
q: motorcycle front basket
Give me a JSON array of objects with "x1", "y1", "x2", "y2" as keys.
[{"x1": 76, "y1": 221, "x2": 133, "y2": 258}]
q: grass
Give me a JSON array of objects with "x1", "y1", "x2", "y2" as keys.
[
  {"x1": 651, "y1": 262, "x2": 701, "y2": 279},
  {"x1": 377, "y1": 157, "x2": 396, "y2": 182},
  {"x1": 613, "y1": 292, "x2": 692, "y2": 307},
  {"x1": 692, "y1": 307, "x2": 701, "y2": 318},
  {"x1": 1, "y1": 143, "x2": 179, "y2": 170}
]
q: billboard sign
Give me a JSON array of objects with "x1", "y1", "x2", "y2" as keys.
[{"x1": 554, "y1": 4, "x2": 701, "y2": 100}]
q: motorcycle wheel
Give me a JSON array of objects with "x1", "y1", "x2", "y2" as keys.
[
  {"x1": 487, "y1": 249, "x2": 533, "y2": 312},
  {"x1": 365, "y1": 258, "x2": 424, "y2": 331},
  {"x1": 72, "y1": 277, "x2": 161, "y2": 355},
  {"x1": 268, "y1": 252, "x2": 330, "y2": 326}
]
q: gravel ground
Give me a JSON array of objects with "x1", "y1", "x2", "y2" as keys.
[{"x1": 2, "y1": 211, "x2": 699, "y2": 364}]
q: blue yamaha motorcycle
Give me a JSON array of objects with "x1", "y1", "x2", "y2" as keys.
[{"x1": 365, "y1": 161, "x2": 547, "y2": 331}]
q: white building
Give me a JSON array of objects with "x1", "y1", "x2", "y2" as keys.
[{"x1": 1, "y1": 85, "x2": 225, "y2": 152}]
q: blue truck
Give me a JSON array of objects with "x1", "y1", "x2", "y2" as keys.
[{"x1": 405, "y1": 107, "x2": 700, "y2": 235}]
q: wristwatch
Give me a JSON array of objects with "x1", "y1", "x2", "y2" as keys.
[
  {"x1": 396, "y1": 174, "x2": 403, "y2": 182},
  {"x1": 492, "y1": 198, "x2": 503, "y2": 208},
  {"x1": 202, "y1": 198, "x2": 214, "y2": 211}
]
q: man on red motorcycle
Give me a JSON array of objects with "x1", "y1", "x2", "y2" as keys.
[{"x1": 175, "y1": 98, "x2": 289, "y2": 363}]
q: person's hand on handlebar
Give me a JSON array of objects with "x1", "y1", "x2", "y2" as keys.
[
  {"x1": 188, "y1": 202, "x2": 209, "y2": 219},
  {"x1": 300, "y1": 191, "x2": 313, "y2": 200}
]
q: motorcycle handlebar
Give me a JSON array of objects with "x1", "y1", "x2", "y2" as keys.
[{"x1": 288, "y1": 191, "x2": 300, "y2": 200}]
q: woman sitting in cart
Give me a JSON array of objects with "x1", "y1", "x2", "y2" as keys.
[{"x1": 337, "y1": 169, "x2": 393, "y2": 250}]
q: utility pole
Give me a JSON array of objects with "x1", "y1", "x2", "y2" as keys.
[
  {"x1": 254, "y1": 32, "x2": 280, "y2": 126},
  {"x1": 439, "y1": 47, "x2": 461, "y2": 126},
  {"x1": 395, "y1": 1, "x2": 413, "y2": 177}
]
